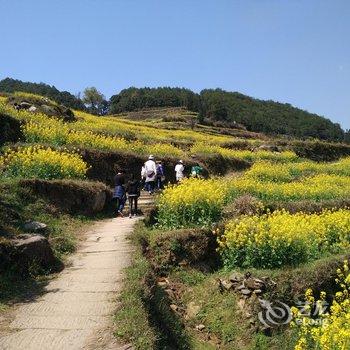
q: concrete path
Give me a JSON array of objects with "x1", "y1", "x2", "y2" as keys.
[{"x1": 0, "y1": 217, "x2": 139, "y2": 350}]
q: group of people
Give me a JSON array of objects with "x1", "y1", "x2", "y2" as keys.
[
  {"x1": 141, "y1": 155, "x2": 165, "y2": 194},
  {"x1": 112, "y1": 155, "x2": 204, "y2": 218}
]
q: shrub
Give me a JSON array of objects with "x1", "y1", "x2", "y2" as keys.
[
  {"x1": 219, "y1": 209, "x2": 350, "y2": 269},
  {"x1": 222, "y1": 194, "x2": 264, "y2": 218}
]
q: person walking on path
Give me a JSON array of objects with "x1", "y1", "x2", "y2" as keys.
[
  {"x1": 191, "y1": 162, "x2": 204, "y2": 178},
  {"x1": 113, "y1": 170, "x2": 126, "y2": 217},
  {"x1": 126, "y1": 174, "x2": 140, "y2": 218},
  {"x1": 144, "y1": 155, "x2": 157, "y2": 194},
  {"x1": 175, "y1": 160, "x2": 185, "y2": 182},
  {"x1": 141, "y1": 165, "x2": 146, "y2": 190},
  {"x1": 156, "y1": 160, "x2": 165, "y2": 190}
]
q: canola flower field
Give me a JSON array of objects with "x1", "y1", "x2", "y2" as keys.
[
  {"x1": 292, "y1": 261, "x2": 350, "y2": 350},
  {"x1": 1, "y1": 93, "x2": 349, "y2": 349},
  {"x1": 220, "y1": 209, "x2": 350, "y2": 268},
  {"x1": 157, "y1": 157, "x2": 350, "y2": 229},
  {"x1": 0, "y1": 98, "x2": 286, "y2": 162},
  {"x1": 0, "y1": 145, "x2": 88, "y2": 180}
]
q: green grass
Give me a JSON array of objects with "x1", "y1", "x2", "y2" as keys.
[
  {"x1": 118, "y1": 223, "x2": 348, "y2": 349},
  {"x1": 114, "y1": 223, "x2": 157, "y2": 349}
]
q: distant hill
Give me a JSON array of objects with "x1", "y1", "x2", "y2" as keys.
[
  {"x1": 0, "y1": 77, "x2": 86, "y2": 111},
  {"x1": 110, "y1": 87, "x2": 345, "y2": 142},
  {"x1": 0, "y1": 79, "x2": 345, "y2": 142}
]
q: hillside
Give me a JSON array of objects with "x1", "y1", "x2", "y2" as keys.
[
  {"x1": 0, "y1": 78, "x2": 346, "y2": 142},
  {"x1": 0, "y1": 77, "x2": 86, "y2": 111},
  {"x1": 0, "y1": 92, "x2": 350, "y2": 349},
  {"x1": 110, "y1": 87, "x2": 346, "y2": 141}
]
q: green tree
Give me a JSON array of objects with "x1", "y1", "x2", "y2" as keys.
[
  {"x1": 82, "y1": 87, "x2": 105, "y2": 114},
  {"x1": 0, "y1": 77, "x2": 86, "y2": 110}
]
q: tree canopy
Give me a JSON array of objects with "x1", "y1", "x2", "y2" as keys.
[
  {"x1": 109, "y1": 87, "x2": 344, "y2": 141},
  {"x1": 82, "y1": 87, "x2": 108, "y2": 115},
  {"x1": 0, "y1": 78, "x2": 345, "y2": 141},
  {"x1": 109, "y1": 87, "x2": 201, "y2": 114},
  {"x1": 0, "y1": 77, "x2": 85, "y2": 111}
]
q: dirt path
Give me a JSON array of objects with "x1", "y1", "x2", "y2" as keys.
[{"x1": 0, "y1": 217, "x2": 139, "y2": 350}]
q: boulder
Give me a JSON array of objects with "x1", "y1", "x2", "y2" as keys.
[
  {"x1": 18, "y1": 101, "x2": 32, "y2": 109},
  {"x1": 23, "y1": 221, "x2": 48, "y2": 234},
  {"x1": 12, "y1": 234, "x2": 63, "y2": 273},
  {"x1": 7, "y1": 96, "x2": 77, "y2": 122}
]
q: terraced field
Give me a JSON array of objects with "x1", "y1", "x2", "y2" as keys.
[{"x1": 0, "y1": 92, "x2": 349, "y2": 350}]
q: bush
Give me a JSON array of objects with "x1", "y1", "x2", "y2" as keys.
[{"x1": 223, "y1": 194, "x2": 264, "y2": 218}]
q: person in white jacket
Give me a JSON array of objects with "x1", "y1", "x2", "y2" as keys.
[
  {"x1": 175, "y1": 160, "x2": 185, "y2": 182},
  {"x1": 144, "y1": 155, "x2": 157, "y2": 194}
]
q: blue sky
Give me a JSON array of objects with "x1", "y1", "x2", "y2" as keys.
[{"x1": 1, "y1": 0, "x2": 349, "y2": 129}]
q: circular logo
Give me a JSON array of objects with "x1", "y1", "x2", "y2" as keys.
[{"x1": 258, "y1": 300, "x2": 292, "y2": 327}]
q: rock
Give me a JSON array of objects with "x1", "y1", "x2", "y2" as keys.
[
  {"x1": 240, "y1": 288, "x2": 252, "y2": 296},
  {"x1": 253, "y1": 289, "x2": 263, "y2": 295},
  {"x1": 164, "y1": 288, "x2": 175, "y2": 298},
  {"x1": 244, "y1": 277, "x2": 266, "y2": 291},
  {"x1": 195, "y1": 324, "x2": 206, "y2": 331},
  {"x1": 170, "y1": 304, "x2": 178, "y2": 312},
  {"x1": 218, "y1": 279, "x2": 233, "y2": 291},
  {"x1": 23, "y1": 221, "x2": 48, "y2": 233},
  {"x1": 12, "y1": 234, "x2": 63, "y2": 273},
  {"x1": 186, "y1": 302, "x2": 200, "y2": 319},
  {"x1": 91, "y1": 191, "x2": 107, "y2": 213},
  {"x1": 229, "y1": 272, "x2": 244, "y2": 284},
  {"x1": 19, "y1": 101, "x2": 32, "y2": 109},
  {"x1": 157, "y1": 277, "x2": 169, "y2": 288},
  {"x1": 237, "y1": 284, "x2": 246, "y2": 291},
  {"x1": 258, "y1": 298, "x2": 271, "y2": 310},
  {"x1": 7, "y1": 96, "x2": 77, "y2": 122},
  {"x1": 41, "y1": 104, "x2": 58, "y2": 116}
]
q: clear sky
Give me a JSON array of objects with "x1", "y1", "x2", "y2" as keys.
[{"x1": 1, "y1": 0, "x2": 349, "y2": 129}]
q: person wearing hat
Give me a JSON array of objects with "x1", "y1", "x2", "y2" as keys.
[
  {"x1": 144, "y1": 155, "x2": 157, "y2": 194},
  {"x1": 112, "y1": 170, "x2": 126, "y2": 217},
  {"x1": 175, "y1": 160, "x2": 185, "y2": 182}
]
